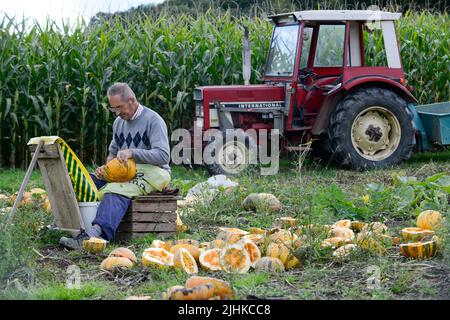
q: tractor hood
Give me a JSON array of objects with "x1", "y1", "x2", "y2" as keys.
[{"x1": 194, "y1": 84, "x2": 285, "y2": 109}]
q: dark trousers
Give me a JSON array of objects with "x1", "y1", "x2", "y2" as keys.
[{"x1": 90, "y1": 174, "x2": 132, "y2": 241}]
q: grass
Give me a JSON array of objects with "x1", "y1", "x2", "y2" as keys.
[{"x1": 0, "y1": 152, "x2": 449, "y2": 300}]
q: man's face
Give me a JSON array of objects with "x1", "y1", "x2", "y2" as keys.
[{"x1": 108, "y1": 95, "x2": 136, "y2": 120}]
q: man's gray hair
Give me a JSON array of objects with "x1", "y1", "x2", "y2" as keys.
[{"x1": 107, "y1": 83, "x2": 136, "y2": 101}]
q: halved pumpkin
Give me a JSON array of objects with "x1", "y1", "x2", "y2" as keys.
[
  {"x1": 241, "y1": 233, "x2": 265, "y2": 245},
  {"x1": 164, "y1": 239, "x2": 200, "y2": 251},
  {"x1": 249, "y1": 227, "x2": 267, "y2": 235},
  {"x1": 332, "y1": 244, "x2": 357, "y2": 258},
  {"x1": 265, "y1": 242, "x2": 300, "y2": 269},
  {"x1": 210, "y1": 239, "x2": 226, "y2": 249},
  {"x1": 332, "y1": 219, "x2": 352, "y2": 229},
  {"x1": 100, "y1": 257, "x2": 134, "y2": 272},
  {"x1": 162, "y1": 285, "x2": 185, "y2": 299},
  {"x1": 109, "y1": 247, "x2": 137, "y2": 264},
  {"x1": 400, "y1": 239, "x2": 438, "y2": 259},
  {"x1": 142, "y1": 254, "x2": 171, "y2": 269},
  {"x1": 328, "y1": 227, "x2": 355, "y2": 240},
  {"x1": 268, "y1": 229, "x2": 298, "y2": 244},
  {"x1": 83, "y1": 237, "x2": 107, "y2": 254},
  {"x1": 169, "y1": 244, "x2": 201, "y2": 261},
  {"x1": 150, "y1": 239, "x2": 166, "y2": 249},
  {"x1": 236, "y1": 239, "x2": 261, "y2": 268},
  {"x1": 321, "y1": 237, "x2": 352, "y2": 248},
  {"x1": 254, "y1": 257, "x2": 285, "y2": 272},
  {"x1": 216, "y1": 227, "x2": 249, "y2": 244},
  {"x1": 219, "y1": 245, "x2": 251, "y2": 274},
  {"x1": 185, "y1": 276, "x2": 234, "y2": 299},
  {"x1": 143, "y1": 247, "x2": 174, "y2": 266},
  {"x1": 173, "y1": 248, "x2": 198, "y2": 274},
  {"x1": 199, "y1": 249, "x2": 222, "y2": 271},
  {"x1": 401, "y1": 227, "x2": 435, "y2": 242},
  {"x1": 417, "y1": 210, "x2": 444, "y2": 231}
]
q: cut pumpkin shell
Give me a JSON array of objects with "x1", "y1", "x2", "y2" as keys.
[
  {"x1": 173, "y1": 247, "x2": 198, "y2": 274},
  {"x1": 328, "y1": 227, "x2": 355, "y2": 240},
  {"x1": 142, "y1": 254, "x2": 171, "y2": 269},
  {"x1": 333, "y1": 244, "x2": 357, "y2": 258},
  {"x1": 199, "y1": 249, "x2": 222, "y2": 271},
  {"x1": 236, "y1": 239, "x2": 261, "y2": 268},
  {"x1": 321, "y1": 237, "x2": 352, "y2": 248},
  {"x1": 143, "y1": 247, "x2": 174, "y2": 266},
  {"x1": 169, "y1": 244, "x2": 201, "y2": 261},
  {"x1": 150, "y1": 239, "x2": 166, "y2": 249},
  {"x1": 273, "y1": 217, "x2": 298, "y2": 229},
  {"x1": 332, "y1": 219, "x2": 352, "y2": 229},
  {"x1": 164, "y1": 239, "x2": 200, "y2": 251},
  {"x1": 219, "y1": 245, "x2": 251, "y2": 274},
  {"x1": 241, "y1": 233, "x2": 265, "y2": 245},
  {"x1": 401, "y1": 227, "x2": 435, "y2": 242},
  {"x1": 83, "y1": 237, "x2": 107, "y2": 254}
]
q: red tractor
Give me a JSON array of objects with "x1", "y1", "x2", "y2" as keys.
[{"x1": 192, "y1": 10, "x2": 420, "y2": 175}]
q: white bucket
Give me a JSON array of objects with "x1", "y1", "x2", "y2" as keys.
[{"x1": 78, "y1": 202, "x2": 100, "y2": 234}]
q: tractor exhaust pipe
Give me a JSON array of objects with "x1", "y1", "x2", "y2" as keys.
[{"x1": 242, "y1": 26, "x2": 251, "y2": 85}]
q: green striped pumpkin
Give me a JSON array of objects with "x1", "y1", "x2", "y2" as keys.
[
  {"x1": 399, "y1": 240, "x2": 437, "y2": 259},
  {"x1": 254, "y1": 257, "x2": 285, "y2": 272}
]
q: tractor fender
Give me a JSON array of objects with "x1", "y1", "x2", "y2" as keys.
[{"x1": 312, "y1": 78, "x2": 417, "y2": 136}]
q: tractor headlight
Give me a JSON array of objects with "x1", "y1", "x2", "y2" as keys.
[{"x1": 195, "y1": 100, "x2": 204, "y2": 117}]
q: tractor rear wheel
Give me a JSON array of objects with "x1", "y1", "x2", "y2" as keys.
[
  {"x1": 327, "y1": 87, "x2": 416, "y2": 170},
  {"x1": 203, "y1": 131, "x2": 258, "y2": 176}
]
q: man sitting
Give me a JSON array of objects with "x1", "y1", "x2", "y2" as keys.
[{"x1": 60, "y1": 82, "x2": 171, "y2": 250}]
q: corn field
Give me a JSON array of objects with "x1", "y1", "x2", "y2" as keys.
[{"x1": 0, "y1": 10, "x2": 448, "y2": 168}]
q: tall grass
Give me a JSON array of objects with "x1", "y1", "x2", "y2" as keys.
[{"x1": 0, "y1": 10, "x2": 448, "y2": 168}]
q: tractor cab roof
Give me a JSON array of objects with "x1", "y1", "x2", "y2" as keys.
[{"x1": 268, "y1": 10, "x2": 401, "y2": 24}]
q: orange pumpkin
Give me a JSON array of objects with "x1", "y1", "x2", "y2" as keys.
[
  {"x1": 100, "y1": 257, "x2": 134, "y2": 272},
  {"x1": 103, "y1": 158, "x2": 136, "y2": 183},
  {"x1": 216, "y1": 227, "x2": 249, "y2": 244},
  {"x1": 321, "y1": 237, "x2": 352, "y2": 248},
  {"x1": 332, "y1": 244, "x2": 357, "y2": 258},
  {"x1": 416, "y1": 210, "x2": 444, "y2": 230},
  {"x1": 361, "y1": 222, "x2": 388, "y2": 235},
  {"x1": 150, "y1": 239, "x2": 166, "y2": 249},
  {"x1": 199, "y1": 249, "x2": 222, "y2": 271},
  {"x1": 219, "y1": 245, "x2": 251, "y2": 274},
  {"x1": 241, "y1": 233, "x2": 265, "y2": 245},
  {"x1": 185, "y1": 276, "x2": 234, "y2": 299},
  {"x1": 167, "y1": 284, "x2": 216, "y2": 300},
  {"x1": 109, "y1": 247, "x2": 137, "y2": 264}
]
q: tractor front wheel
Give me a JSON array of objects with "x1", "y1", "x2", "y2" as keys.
[
  {"x1": 203, "y1": 131, "x2": 258, "y2": 176},
  {"x1": 327, "y1": 87, "x2": 416, "y2": 170}
]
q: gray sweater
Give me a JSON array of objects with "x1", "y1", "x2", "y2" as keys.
[{"x1": 108, "y1": 106, "x2": 171, "y2": 172}]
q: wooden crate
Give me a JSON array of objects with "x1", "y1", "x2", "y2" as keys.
[{"x1": 115, "y1": 194, "x2": 182, "y2": 242}]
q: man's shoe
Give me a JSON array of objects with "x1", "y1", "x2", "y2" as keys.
[{"x1": 59, "y1": 230, "x2": 91, "y2": 250}]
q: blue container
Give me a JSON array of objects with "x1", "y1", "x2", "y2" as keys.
[{"x1": 415, "y1": 102, "x2": 450, "y2": 145}]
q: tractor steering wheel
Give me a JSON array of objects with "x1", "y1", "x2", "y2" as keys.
[{"x1": 299, "y1": 69, "x2": 318, "y2": 81}]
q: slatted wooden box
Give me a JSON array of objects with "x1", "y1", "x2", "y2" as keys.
[{"x1": 115, "y1": 194, "x2": 182, "y2": 242}]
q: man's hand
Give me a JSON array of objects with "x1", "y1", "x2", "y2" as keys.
[
  {"x1": 95, "y1": 165, "x2": 106, "y2": 180},
  {"x1": 117, "y1": 149, "x2": 133, "y2": 163}
]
